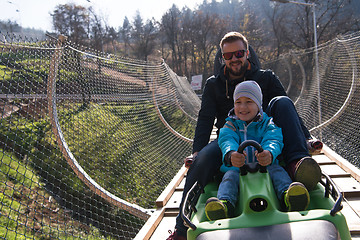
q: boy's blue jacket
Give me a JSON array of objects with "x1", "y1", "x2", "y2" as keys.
[{"x1": 218, "y1": 109, "x2": 284, "y2": 173}]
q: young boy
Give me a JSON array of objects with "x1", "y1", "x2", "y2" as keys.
[{"x1": 205, "y1": 81, "x2": 310, "y2": 221}]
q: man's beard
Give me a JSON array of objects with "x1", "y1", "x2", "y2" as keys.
[{"x1": 227, "y1": 60, "x2": 248, "y2": 76}]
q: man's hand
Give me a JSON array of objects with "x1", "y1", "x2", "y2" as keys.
[
  {"x1": 256, "y1": 150, "x2": 272, "y2": 166},
  {"x1": 184, "y1": 152, "x2": 198, "y2": 168},
  {"x1": 230, "y1": 151, "x2": 246, "y2": 167}
]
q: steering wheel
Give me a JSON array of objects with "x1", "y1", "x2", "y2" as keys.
[{"x1": 237, "y1": 140, "x2": 267, "y2": 175}]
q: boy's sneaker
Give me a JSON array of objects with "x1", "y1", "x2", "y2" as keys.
[
  {"x1": 284, "y1": 182, "x2": 310, "y2": 211},
  {"x1": 205, "y1": 197, "x2": 228, "y2": 221},
  {"x1": 294, "y1": 157, "x2": 321, "y2": 191},
  {"x1": 166, "y1": 229, "x2": 186, "y2": 240}
]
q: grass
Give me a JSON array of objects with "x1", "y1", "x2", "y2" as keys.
[
  {"x1": 57, "y1": 102, "x2": 193, "y2": 207},
  {"x1": 0, "y1": 150, "x2": 109, "y2": 239},
  {"x1": 0, "y1": 101, "x2": 190, "y2": 238}
]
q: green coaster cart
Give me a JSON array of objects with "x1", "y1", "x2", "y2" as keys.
[{"x1": 181, "y1": 140, "x2": 351, "y2": 240}]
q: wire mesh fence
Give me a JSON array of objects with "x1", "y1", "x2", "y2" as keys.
[
  {"x1": 0, "y1": 29, "x2": 359, "y2": 239},
  {"x1": 0, "y1": 32, "x2": 199, "y2": 239},
  {"x1": 263, "y1": 31, "x2": 360, "y2": 167}
]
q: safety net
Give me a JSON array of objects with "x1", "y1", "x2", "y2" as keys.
[
  {"x1": 0, "y1": 30, "x2": 359, "y2": 239},
  {"x1": 0, "y1": 32, "x2": 199, "y2": 239},
  {"x1": 263, "y1": 31, "x2": 360, "y2": 167}
]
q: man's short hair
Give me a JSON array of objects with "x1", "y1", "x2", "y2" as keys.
[{"x1": 220, "y1": 32, "x2": 249, "y2": 52}]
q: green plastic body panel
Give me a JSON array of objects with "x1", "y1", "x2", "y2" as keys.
[{"x1": 187, "y1": 171, "x2": 351, "y2": 240}]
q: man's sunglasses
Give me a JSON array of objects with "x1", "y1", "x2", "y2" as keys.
[{"x1": 222, "y1": 50, "x2": 247, "y2": 60}]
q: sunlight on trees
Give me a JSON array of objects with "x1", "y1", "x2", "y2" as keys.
[{"x1": 42, "y1": 0, "x2": 360, "y2": 82}]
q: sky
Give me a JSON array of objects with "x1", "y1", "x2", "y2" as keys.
[{"x1": 0, "y1": 0, "x2": 207, "y2": 32}]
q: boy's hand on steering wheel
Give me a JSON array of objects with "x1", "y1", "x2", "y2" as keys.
[
  {"x1": 230, "y1": 151, "x2": 246, "y2": 168},
  {"x1": 255, "y1": 150, "x2": 272, "y2": 166}
]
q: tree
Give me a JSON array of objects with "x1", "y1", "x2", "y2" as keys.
[
  {"x1": 131, "y1": 11, "x2": 144, "y2": 58},
  {"x1": 264, "y1": 3, "x2": 290, "y2": 58},
  {"x1": 264, "y1": 0, "x2": 359, "y2": 86},
  {"x1": 51, "y1": 4, "x2": 89, "y2": 44},
  {"x1": 160, "y1": 5, "x2": 182, "y2": 73},
  {"x1": 119, "y1": 17, "x2": 132, "y2": 56},
  {"x1": 178, "y1": 7, "x2": 195, "y2": 77},
  {"x1": 192, "y1": 11, "x2": 222, "y2": 79},
  {"x1": 0, "y1": 20, "x2": 21, "y2": 33},
  {"x1": 107, "y1": 27, "x2": 118, "y2": 53},
  {"x1": 131, "y1": 12, "x2": 158, "y2": 61},
  {"x1": 142, "y1": 19, "x2": 158, "y2": 61},
  {"x1": 268, "y1": 0, "x2": 358, "y2": 51},
  {"x1": 89, "y1": 7, "x2": 106, "y2": 51}
]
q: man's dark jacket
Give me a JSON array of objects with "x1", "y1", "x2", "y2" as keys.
[{"x1": 192, "y1": 61, "x2": 287, "y2": 153}]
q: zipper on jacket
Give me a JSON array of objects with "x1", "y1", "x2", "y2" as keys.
[
  {"x1": 240, "y1": 123, "x2": 250, "y2": 164},
  {"x1": 240, "y1": 122, "x2": 257, "y2": 164}
]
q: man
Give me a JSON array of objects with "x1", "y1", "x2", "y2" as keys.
[
  {"x1": 213, "y1": 44, "x2": 261, "y2": 76},
  {"x1": 167, "y1": 31, "x2": 321, "y2": 240}
]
